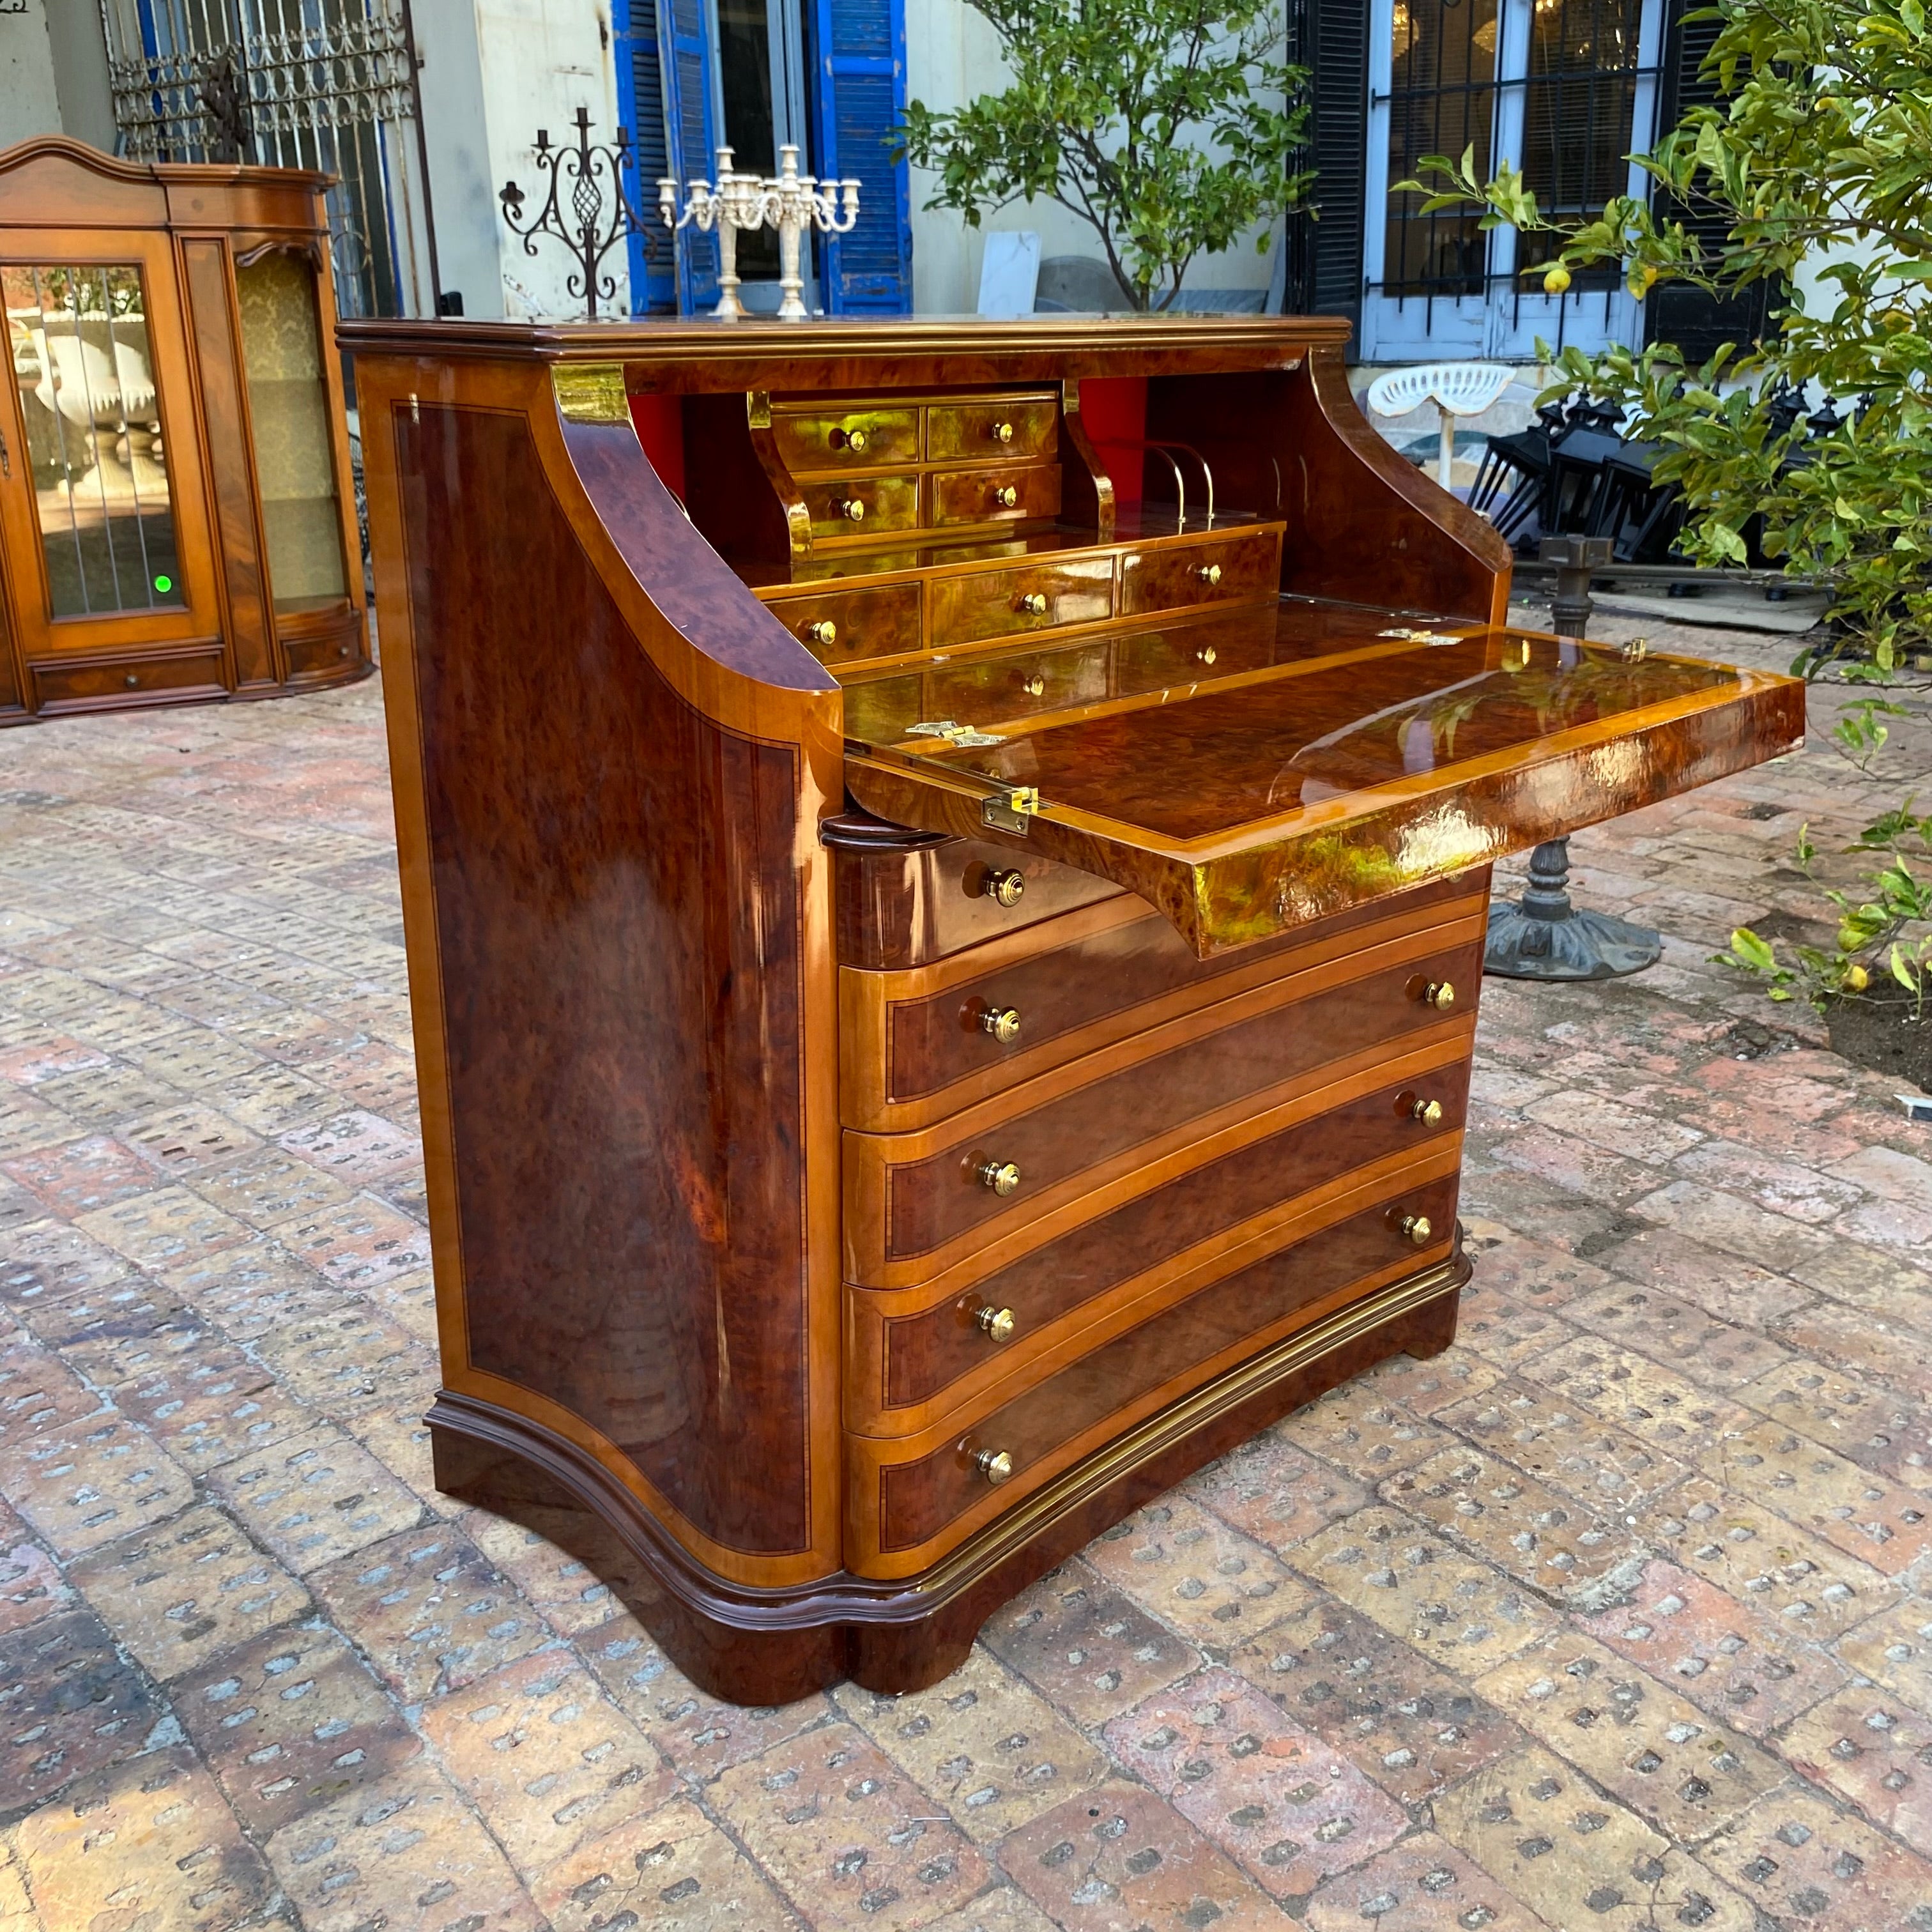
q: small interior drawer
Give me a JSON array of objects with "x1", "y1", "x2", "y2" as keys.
[
  {"x1": 766, "y1": 582, "x2": 923, "y2": 667},
  {"x1": 927, "y1": 397, "x2": 1058, "y2": 462},
  {"x1": 841, "y1": 640, "x2": 1112, "y2": 744},
  {"x1": 1120, "y1": 528, "x2": 1281, "y2": 617},
  {"x1": 845, "y1": 1167, "x2": 1463, "y2": 1575},
  {"x1": 772, "y1": 405, "x2": 919, "y2": 471},
  {"x1": 801, "y1": 473, "x2": 920, "y2": 542},
  {"x1": 928, "y1": 556, "x2": 1114, "y2": 648},
  {"x1": 931, "y1": 463, "x2": 1062, "y2": 528}
]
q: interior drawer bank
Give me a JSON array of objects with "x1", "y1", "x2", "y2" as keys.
[
  {"x1": 845, "y1": 1165, "x2": 1464, "y2": 1577},
  {"x1": 845, "y1": 1050, "x2": 1471, "y2": 1434},
  {"x1": 843, "y1": 917, "x2": 1483, "y2": 1287},
  {"x1": 841, "y1": 872, "x2": 1488, "y2": 1131}
]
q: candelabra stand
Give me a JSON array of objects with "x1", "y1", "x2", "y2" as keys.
[
  {"x1": 659, "y1": 145, "x2": 859, "y2": 321},
  {"x1": 498, "y1": 107, "x2": 654, "y2": 321}
]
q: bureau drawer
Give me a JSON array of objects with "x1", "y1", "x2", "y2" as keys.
[
  {"x1": 31, "y1": 648, "x2": 228, "y2": 711},
  {"x1": 768, "y1": 583, "x2": 923, "y2": 667},
  {"x1": 928, "y1": 556, "x2": 1114, "y2": 647},
  {"x1": 848, "y1": 1053, "x2": 1470, "y2": 1433},
  {"x1": 836, "y1": 837, "x2": 1130, "y2": 972},
  {"x1": 931, "y1": 464, "x2": 1062, "y2": 528},
  {"x1": 845, "y1": 1167, "x2": 1462, "y2": 1575},
  {"x1": 844, "y1": 641, "x2": 1113, "y2": 747},
  {"x1": 1120, "y1": 528, "x2": 1281, "y2": 617},
  {"x1": 801, "y1": 473, "x2": 919, "y2": 541},
  {"x1": 773, "y1": 404, "x2": 919, "y2": 470},
  {"x1": 842, "y1": 874, "x2": 1486, "y2": 1131},
  {"x1": 1113, "y1": 611, "x2": 1280, "y2": 687},
  {"x1": 928, "y1": 397, "x2": 1058, "y2": 461},
  {"x1": 844, "y1": 919, "x2": 1483, "y2": 1285}
]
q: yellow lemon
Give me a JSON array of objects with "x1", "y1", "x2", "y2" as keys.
[
  {"x1": 1639, "y1": 263, "x2": 1660, "y2": 291},
  {"x1": 1543, "y1": 264, "x2": 1572, "y2": 296},
  {"x1": 1845, "y1": 963, "x2": 1870, "y2": 992}
]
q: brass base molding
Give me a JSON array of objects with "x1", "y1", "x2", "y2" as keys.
[{"x1": 428, "y1": 1251, "x2": 1466, "y2": 1703}]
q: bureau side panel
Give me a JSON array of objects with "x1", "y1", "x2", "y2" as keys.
[{"x1": 381, "y1": 392, "x2": 828, "y2": 1578}]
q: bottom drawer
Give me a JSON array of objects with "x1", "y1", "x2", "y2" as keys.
[
  {"x1": 846, "y1": 1166, "x2": 1460, "y2": 1575},
  {"x1": 31, "y1": 647, "x2": 227, "y2": 711}
]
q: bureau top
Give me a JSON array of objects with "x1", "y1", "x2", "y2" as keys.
[{"x1": 335, "y1": 312, "x2": 1351, "y2": 388}]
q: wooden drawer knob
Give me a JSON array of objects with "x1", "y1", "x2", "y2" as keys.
[
  {"x1": 973, "y1": 1446, "x2": 1015, "y2": 1485},
  {"x1": 979, "y1": 867, "x2": 1025, "y2": 907},
  {"x1": 1400, "y1": 1213, "x2": 1433, "y2": 1246},
  {"x1": 1196, "y1": 563, "x2": 1223, "y2": 585},
  {"x1": 1411, "y1": 1096, "x2": 1443, "y2": 1125},
  {"x1": 1420, "y1": 979, "x2": 1455, "y2": 1011},
  {"x1": 993, "y1": 484, "x2": 1019, "y2": 509},
  {"x1": 979, "y1": 1005, "x2": 1022, "y2": 1045},
  {"x1": 836, "y1": 497, "x2": 866, "y2": 523},
  {"x1": 974, "y1": 1156, "x2": 1021, "y2": 1197},
  {"x1": 803, "y1": 618, "x2": 838, "y2": 647},
  {"x1": 992, "y1": 420, "x2": 1015, "y2": 443},
  {"x1": 1016, "y1": 592, "x2": 1048, "y2": 615},
  {"x1": 973, "y1": 1305, "x2": 1017, "y2": 1342}
]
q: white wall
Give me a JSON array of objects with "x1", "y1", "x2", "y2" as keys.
[
  {"x1": 0, "y1": 0, "x2": 62, "y2": 147},
  {"x1": 902, "y1": 0, "x2": 1281, "y2": 314},
  {"x1": 417, "y1": 0, "x2": 627, "y2": 320}
]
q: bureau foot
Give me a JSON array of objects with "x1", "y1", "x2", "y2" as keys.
[{"x1": 425, "y1": 1256, "x2": 1469, "y2": 1705}]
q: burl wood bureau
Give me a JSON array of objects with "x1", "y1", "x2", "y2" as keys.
[{"x1": 342, "y1": 316, "x2": 1803, "y2": 1703}]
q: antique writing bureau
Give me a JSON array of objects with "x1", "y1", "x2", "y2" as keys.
[{"x1": 342, "y1": 315, "x2": 1802, "y2": 1703}]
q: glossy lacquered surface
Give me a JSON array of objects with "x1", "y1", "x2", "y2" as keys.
[{"x1": 347, "y1": 314, "x2": 1800, "y2": 1706}]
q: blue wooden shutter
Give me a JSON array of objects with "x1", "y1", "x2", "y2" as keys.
[
  {"x1": 657, "y1": 0, "x2": 722, "y2": 312},
  {"x1": 613, "y1": 0, "x2": 677, "y2": 314},
  {"x1": 809, "y1": 0, "x2": 913, "y2": 312}
]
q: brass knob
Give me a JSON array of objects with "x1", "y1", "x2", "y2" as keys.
[
  {"x1": 804, "y1": 618, "x2": 838, "y2": 647},
  {"x1": 836, "y1": 498, "x2": 866, "y2": 523},
  {"x1": 992, "y1": 420, "x2": 1015, "y2": 444},
  {"x1": 123, "y1": 673, "x2": 140, "y2": 687},
  {"x1": 1196, "y1": 645, "x2": 1217, "y2": 666},
  {"x1": 974, "y1": 1446, "x2": 1015, "y2": 1485},
  {"x1": 974, "y1": 1157, "x2": 1021, "y2": 1197},
  {"x1": 994, "y1": 485, "x2": 1019, "y2": 509},
  {"x1": 974, "y1": 1305, "x2": 1017, "y2": 1342},
  {"x1": 1017, "y1": 671, "x2": 1045, "y2": 697},
  {"x1": 1196, "y1": 563, "x2": 1223, "y2": 586},
  {"x1": 979, "y1": 1006, "x2": 1022, "y2": 1045},
  {"x1": 1400, "y1": 1214, "x2": 1434, "y2": 1246},
  {"x1": 832, "y1": 425, "x2": 869, "y2": 453},
  {"x1": 1420, "y1": 979, "x2": 1455, "y2": 1011},
  {"x1": 1017, "y1": 592, "x2": 1048, "y2": 615},
  {"x1": 1411, "y1": 1097, "x2": 1444, "y2": 1126},
  {"x1": 981, "y1": 868, "x2": 1025, "y2": 908}
]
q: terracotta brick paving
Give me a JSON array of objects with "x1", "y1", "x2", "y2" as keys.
[{"x1": 1, "y1": 611, "x2": 1929, "y2": 1930}]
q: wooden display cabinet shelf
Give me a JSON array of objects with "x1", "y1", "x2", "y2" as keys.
[
  {"x1": 343, "y1": 312, "x2": 1803, "y2": 1705},
  {"x1": 0, "y1": 139, "x2": 368, "y2": 724}
]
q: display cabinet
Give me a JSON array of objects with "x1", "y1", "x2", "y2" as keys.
[
  {"x1": 343, "y1": 314, "x2": 1804, "y2": 1703},
  {"x1": 0, "y1": 138, "x2": 367, "y2": 723}
]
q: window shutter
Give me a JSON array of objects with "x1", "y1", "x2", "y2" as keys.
[
  {"x1": 613, "y1": 0, "x2": 677, "y2": 314},
  {"x1": 1646, "y1": 0, "x2": 1772, "y2": 361},
  {"x1": 657, "y1": 0, "x2": 722, "y2": 312},
  {"x1": 1298, "y1": 0, "x2": 1368, "y2": 326},
  {"x1": 809, "y1": 0, "x2": 914, "y2": 313}
]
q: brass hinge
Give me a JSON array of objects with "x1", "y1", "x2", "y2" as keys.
[
  {"x1": 551, "y1": 364, "x2": 629, "y2": 424},
  {"x1": 1377, "y1": 625, "x2": 1462, "y2": 645},
  {"x1": 981, "y1": 784, "x2": 1041, "y2": 835},
  {"x1": 908, "y1": 720, "x2": 1004, "y2": 749}
]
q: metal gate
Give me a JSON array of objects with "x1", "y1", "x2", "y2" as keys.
[{"x1": 97, "y1": 0, "x2": 435, "y2": 319}]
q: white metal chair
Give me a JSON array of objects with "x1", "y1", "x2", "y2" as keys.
[{"x1": 1366, "y1": 362, "x2": 1515, "y2": 492}]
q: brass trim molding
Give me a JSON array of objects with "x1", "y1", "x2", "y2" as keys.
[{"x1": 551, "y1": 363, "x2": 630, "y2": 423}]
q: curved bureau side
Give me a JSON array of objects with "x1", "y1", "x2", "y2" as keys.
[{"x1": 355, "y1": 353, "x2": 846, "y2": 1593}]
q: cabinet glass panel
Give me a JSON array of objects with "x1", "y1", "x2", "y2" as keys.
[
  {"x1": 4, "y1": 262, "x2": 183, "y2": 618},
  {"x1": 236, "y1": 251, "x2": 348, "y2": 610}
]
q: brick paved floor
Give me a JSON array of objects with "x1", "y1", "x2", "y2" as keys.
[{"x1": 2, "y1": 611, "x2": 1929, "y2": 1932}]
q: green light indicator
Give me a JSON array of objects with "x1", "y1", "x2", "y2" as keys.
[{"x1": 153, "y1": 574, "x2": 173, "y2": 594}]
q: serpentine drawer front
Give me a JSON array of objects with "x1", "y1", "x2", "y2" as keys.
[
  {"x1": 349, "y1": 310, "x2": 1804, "y2": 1705},
  {"x1": 845, "y1": 1166, "x2": 1464, "y2": 1576}
]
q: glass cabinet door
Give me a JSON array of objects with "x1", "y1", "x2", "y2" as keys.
[
  {"x1": 234, "y1": 249, "x2": 348, "y2": 613},
  {"x1": 0, "y1": 231, "x2": 217, "y2": 657}
]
